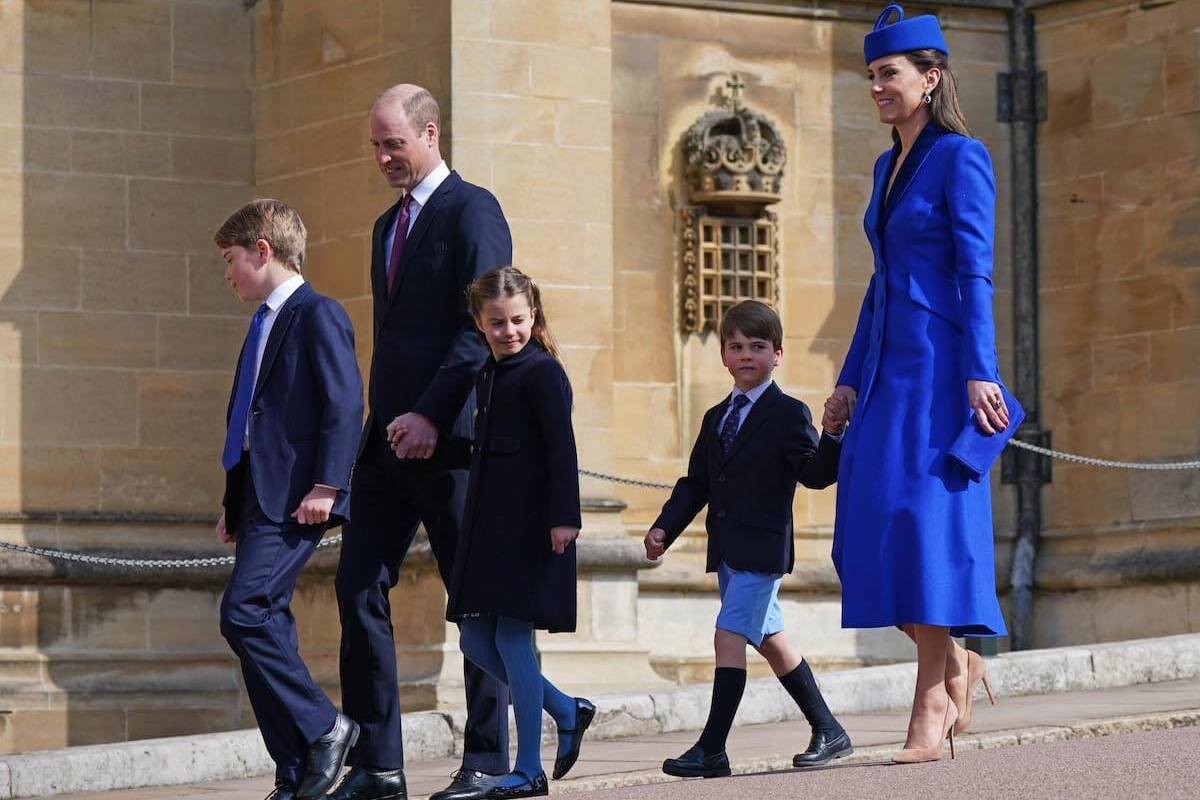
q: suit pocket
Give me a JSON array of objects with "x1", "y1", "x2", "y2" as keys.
[
  {"x1": 737, "y1": 510, "x2": 788, "y2": 536},
  {"x1": 488, "y1": 435, "x2": 522, "y2": 454}
]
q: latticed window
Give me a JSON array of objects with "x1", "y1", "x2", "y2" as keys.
[{"x1": 697, "y1": 216, "x2": 776, "y2": 329}]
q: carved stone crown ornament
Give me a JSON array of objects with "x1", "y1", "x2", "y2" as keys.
[{"x1": 680, "y1": 74, "x2": 786, "y2": 335}]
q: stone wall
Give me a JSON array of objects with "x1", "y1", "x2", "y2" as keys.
[
  {"x1": 1033, "y1": 0, "x2": 1200, "y2": 646},
  {"x1": 608, "y1": 1, "x2": 1016, "y2": 674}
]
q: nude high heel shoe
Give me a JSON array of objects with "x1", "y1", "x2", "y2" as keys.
[
  {"x1": 953, "y1": 650, "x2": 997, "y2": 735},
  {"x1": 892, "y1": 699, "x2": 959, "y2": 764}
]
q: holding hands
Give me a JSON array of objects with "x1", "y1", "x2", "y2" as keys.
[
  {"x1": 644, "y1": 527, "x2": 667, "y2": 561},
  {"x1": 387, "y1": 411, "x2": 438, "y2": 460},
  {"x1": 822, "y1": 385, "x2": 857, "y2": 435}
]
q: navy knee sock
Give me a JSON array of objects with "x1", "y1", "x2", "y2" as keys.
[
  {"x1": 697, "y1": 667, "x2": 746, "y2": 756},
  {"x1": 459, "y1": 616, "x2": 507, "y2": 683},
  {"x1": 494, "y1": 617, "x2": 576, "y2": 786},
  {"x1": 779, "y1": 660, "x2": 842, "y2": 734}
]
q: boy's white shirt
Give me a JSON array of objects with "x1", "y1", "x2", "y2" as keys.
[
  {"x1": 383, "y1": 159, "x2": 451, "y2": 256},
  {"x1": 243, "y1": 273, "x2": 306, "y2": 447},
  {"x1": 718, "y1": 377, "x2": 845, "y2": 442}
]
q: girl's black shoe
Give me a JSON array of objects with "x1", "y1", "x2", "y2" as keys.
[
  {"x1": 485, "y1": 772, "x2": 548, "y2": 799},
  {"x1": 552, "y1": 697, "x2": 596, "y2": 779}
]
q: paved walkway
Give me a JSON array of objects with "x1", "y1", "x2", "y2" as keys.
[{"x1": 48, "y1": 679, "x2": 1200, "y2": 799}]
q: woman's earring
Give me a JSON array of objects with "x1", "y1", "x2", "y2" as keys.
[{"x1": 923, "y1": 91, "x2": 932, "y2": 105}]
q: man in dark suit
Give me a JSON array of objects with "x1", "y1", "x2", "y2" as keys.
[
  {"x1": 330, "y1": 84, "x2": 513, "y2": 800},
  {"x1": 214, "y1": 200, "x2": 364, "y2": 800}
]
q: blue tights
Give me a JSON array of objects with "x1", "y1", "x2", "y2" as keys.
[{"x1": 459, "y1": 615, "x2": 577, "y2": 786}]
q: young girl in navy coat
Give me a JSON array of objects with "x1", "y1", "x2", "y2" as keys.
[{"x1": 445, "y1": 266, "x2": 595, "y2": 798}]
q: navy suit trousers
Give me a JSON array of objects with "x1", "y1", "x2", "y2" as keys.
[
  {"x1": 336, "y1": 435, "x2": 510, "y2": 773},
  {"x1": 220, "y1": 459, "x2": 337, "y2": 786}
]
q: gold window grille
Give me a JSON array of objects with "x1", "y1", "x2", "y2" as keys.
[{"x1": 682, "y1": 211, "x2": 778, "y2": 334}]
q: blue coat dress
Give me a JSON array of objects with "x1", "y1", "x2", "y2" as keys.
[{"x1": 832, "y1": 122, "x2": 1007, "y2": 637}]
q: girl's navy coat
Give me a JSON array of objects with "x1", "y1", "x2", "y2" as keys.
[{"x1": 446, "y1": 340, "x2": 582, "y2": 633}]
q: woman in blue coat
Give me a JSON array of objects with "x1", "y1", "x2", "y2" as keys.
[{"x1": 824, "y1": 5, "x2": 1009, "y2": 763}]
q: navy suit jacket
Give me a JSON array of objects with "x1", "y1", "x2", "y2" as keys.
[
  {"x1": 361, "y1": 170, "x2": 513, "y2": 460},
  {"x1": 652, "y1": 383, "x2": 841, "y2": 575},
  {"x1": 223, "y1": 282, "x2": 364, "y2": 527}
]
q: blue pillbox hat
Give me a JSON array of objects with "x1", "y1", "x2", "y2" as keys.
[{"x1": 864, "y1": 4, "x2": 949, "y2": 64}]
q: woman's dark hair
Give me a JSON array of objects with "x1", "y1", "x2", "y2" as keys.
[
  {"x1": 467, "y1": 266, "x2": 561, "y2": 360},
  {"x1": 904, "y1": 49, "x2": 972, "y2": 138}
]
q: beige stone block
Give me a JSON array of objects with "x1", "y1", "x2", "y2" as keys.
[
  {"x1": 612, "y1": 271, "x2": 674, "y2": 384},
  {"x1": 0, "y1": 588, "x2": 40, "y2": 648},
  {"x1": 0, "y1": 445, "x2": 102, "y2": 511},
  {"x1": 254, "y1": 81, "x2": 292, "y2": 139},
  {"x1": 1040, "y1": 175, "x2": 1102, "y2": 220},
  {"x1": 452, "y1": 39, "x2": 532, "y2": 96},
  {"x1": 23, "y1": 0, "x2": 92, "y2": 76},
  {"x1": 453, "y1": 94, "x2": 557, "y2": 145},
  {"x1": 341, "y1": 296, "x2": 373, "y2": 379},
  {"x1": 81, "y1": 250, "x2": 186, "y2": 313},
  {"x1": 137, "y1": 370, "x2": 230, "y2": 449},
  {"x1": 145, "y1": 588, "x2": 225, "y2": 652},
  {"x1": 380, "y1": 0, "x2": 450, "y2": 50},
  {"x1": 559, "y1": 344, "x2": 613, "y2": 431},
  {"x1": 1165, "y1": 31, "x2": 1200, "y2": 114},
  {"x1": 296, "y1": 116, "x2": 371, "y2": 170},
  {"x1": 584, "y1": 221, "x2": 614, "y2": 285},
  {"x1": 93, "y1": 0, "x2": 172, "y2": 80},
  {"x1": 289, "y1": 69, "x2": 348, "y2": 130},
  {"x1": 612, "y1": 383, "x2": 652, "y2": 461},
  {"x1": 1150, "y1": 327, "x2": 1200, "y2": 384},
  {"x1": 612, "y1": 34, "x2": 659, "y2": 115},
  {"x1": 448, "y1": 141, "x2": 494, "y2": 189},
  {"x1": 1093, "y1": 583, "x2": 1191, "y2": 643},
  {"x1": 0, "y1": 310, "x2": 36, "y2": 366},
  {"x1": 258, "y1": 171, "x2": 328, "y2": 244},
  {"x1": 1115, "y1": 382, "x2": 1200, "y2": 461},
  {"x1": 305, "y1": 235, "x2": 369, "y2": 300},
  {"x1": 1043, "y1": 463, "x2": 1131, "y2": 530},
  {"x1": 171, "y1": 136, "x2": 254, "y2": 183},
  {"x1": 492, "y1": 143, "x2": 610, "y2": 224},
  {"x1": 1171, "y1": 266, "x2": 1200, "y2": 327},
  {"x1": 0, "y1": 75, "x2": 21, "y2": 129},
  {"x1": 1092, "y1": 42, "x2": 1166, "y2": 125},
  {"x1": 0, "y1": 709, "x2": 127, "y2": 751},
  {"x1": 141, "y1": 84, "x2": 253, "y2": 137},
  {"x1": 452, "y1": 0, "x2": 492, "y2": 40},
  {"x1": 530, "y1": 45, "x2": 611, "y2": 102},
  {"x1": 188, "y1": 252, "x2": 249, "y2": 316},
  {"x1": 834, "y1": 213, "x2": 875, "y2": 284},
  {"x1": 100, "y1": 446, "x2": 224, "y2": 513},
  {"x1": 1093, "y1": 210, "x2": 1149, "y2": 280},
  {"x1": 158, "y1": 315, "x2": 248, "y2": 371},
  {"x1": 323, "y1": 160, "x2": 396, "y2": 241},
  {"x1": 38, "y1": 311, "x2": 156, "y2": 369},
  {"x1": 1093, "y1": 274, "x2": 1178, "y2": 338},
  {"x1": 342, "y1": 48, "x2": 451, "y2": 117},
  {"x1": 0, "y1": 173, "x2": 18, "y2": 246},
  {"x1": 1149, "y1": 198, "x2": 1200, "y2": 272},
  {"x1": 69, "y1": 130, "x2": 171, "y2": 177},
  {"x1": 782, "y1": 280, "x2": 863, "y2": 341},
  {"x1": 24, "y1": 75, "x2": 140, "y2": 131},
  {"x1": 778, "y1": 339, "x2": 837, "y2": 395},
  {"x1": 256, "y1": 130, "x2": 299, "y2": 183},
  {"x1": 126, "y1": 705, "x2": 243, "y2": 741},
  {"x1": 1031, "y1": 588, "x2": 1097, "y2": 648},
  {"x1": 129, "y1": 178, "x2": 252, "y2": 252},
  {"x1": 557, "y1": 100, "x2": 612, "y2": 148},
  {"x1": 173, "y1": 0, "x2": 253, "y2": 86},
  {"x1": 491, "y1": 0, "x2": 608, "y2": 48},
  {"x1": 24, "y1": 173, "x2": 127, "y2": 249},
  {"x1": 511, "y1": 219, "x2": 597, "y2": 284},
  {"x1": 0, "y1": 245, "x2": 81, "y2": 310},
  {"x1": 1045, "y1": 388, "x2": 1125, "y2": 462},
  {"x1": 540, "y1": 286, "x2": 612, "y2": 347},
  {"x1": 4, "y1": 367, "x2": 137, "y2": 446}
]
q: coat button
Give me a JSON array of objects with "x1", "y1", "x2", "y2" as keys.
[
  {"x1": 718, "y1": 475, "x2": 726, "y2": 483},
  {"x1": 717, "y1": 509, "x2": 726, "y2": 518}
]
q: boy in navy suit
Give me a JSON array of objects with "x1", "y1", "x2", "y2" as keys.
[
  {"x1": 214, "y1": 200, "x2": 364, "y2": 800},
  {"x1": 644, "y1": 300, "x2": 851, "y2": 778}
]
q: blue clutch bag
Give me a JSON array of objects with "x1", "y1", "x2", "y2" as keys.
[{"x1": 946, "y1": 384, "x2": 1026, "y2": 481}]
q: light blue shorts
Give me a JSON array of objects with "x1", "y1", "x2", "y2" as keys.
[{"x1": 715, "y1": 562, "x2": 785, "y2": 647}]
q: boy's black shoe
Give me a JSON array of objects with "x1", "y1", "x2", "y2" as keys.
[
  {"x1": 662, "y1": 745, "x2": 732, "y2": 778},
  {"x1": 326, "y1": 767, "x2": 407, "y2": 800},
  {"x1": 552, "y1": 697, "x2": 596, "y2": 779},
  {"x1": 792, "y1": 728, "x2": 853, "y2": 768},
  {"x1": 297, "y1": 714, "x2": 359, "y2": 799},
  {"x1": 431, "y1": 768, "x2": 500, "y2": 800},
  {"x1": 485, "y1": 771, "x2": 548, "y2": 798},
  {"x1": 264, "y1": 782, "x2": 296, "y2": 800}
]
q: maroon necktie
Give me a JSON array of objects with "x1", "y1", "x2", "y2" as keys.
[{"x1": 385, "y1": 193, "x2": 413, "y2": 294}]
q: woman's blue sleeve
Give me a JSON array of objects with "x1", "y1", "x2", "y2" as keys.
[
  {"x1": 837, "y1": 273, "x2": 877, "y2": 390},
  {"x1": 946, "y1": 138, "x2": 999, "y2": 382}
]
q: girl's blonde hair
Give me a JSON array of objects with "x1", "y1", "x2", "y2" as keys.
[{"x1": 467, "y1": 266, "x2": 561, "y2": 360}]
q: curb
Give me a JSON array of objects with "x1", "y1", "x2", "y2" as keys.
[{"x1": 3, "y1": 632, "x2": 1200, "y2": 798}]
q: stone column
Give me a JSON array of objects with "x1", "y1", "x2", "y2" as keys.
[{"x1": 449, "y1": 0, "x2": 664, "y2": 691}]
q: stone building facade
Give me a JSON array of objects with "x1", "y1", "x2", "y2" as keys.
[{"x1": 0, "y1": 0, "x2": 1196, "y2": 752}]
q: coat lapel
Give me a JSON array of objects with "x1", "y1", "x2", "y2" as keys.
[
  {"x1": 252, "y1": 283, "x2": 310, "y2": 401},
  {"x1": 721, "y1": 383, "x2": 781, "y2": 464},
  {"x1": 388, "y1": 171, "x2": 461, "y2": 304},
  {"x1": 882, "y1": 122, "x2": 947, "y2": 228}
]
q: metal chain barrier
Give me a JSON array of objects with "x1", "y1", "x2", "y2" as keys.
[{"x1": 3, "y1": 442, "x2": 1198, "y2": 570}]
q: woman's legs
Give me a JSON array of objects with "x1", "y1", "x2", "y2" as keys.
[
  {"x1": 903, "y1": 624, "x2": 954, "y2": 750},
  {"x1": 493, "y1": 616, "x2": 576, "y2": 785},
  {"x1": 900, "y1": 624, "x2": 968, "y2": 717}
]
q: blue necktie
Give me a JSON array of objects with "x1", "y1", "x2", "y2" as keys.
[
  {"x1": 719, "y1": 394, "x2": 750, "y2": 454},
  {"x1": 222, "y1": 304, "x2": 269, "y2": 470}
]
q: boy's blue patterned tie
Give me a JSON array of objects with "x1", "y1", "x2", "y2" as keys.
[
  {"x1": 221, "y1": 304, "x2": 270, "y2": 471},
  {"x1": 719, "y1": 394, "x2": 749, "y2": 454}
]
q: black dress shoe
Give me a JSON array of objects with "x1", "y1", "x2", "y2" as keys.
[
  {"x1": 486, "y1": 772, "x2": 548, "y2": 799},
  {"x1": 552, "y1": 697, "x2": 596, "y2": 779},
  {"x1": 792, "y1": 727, "x2": 853, "y2": 768},
  {"x1": 429, "y1": 768, "x2": 500, "y2": 800},
  {"x1": 297, "y1": 714, "x2": 360, "y2": 799},
  {"x1": 326, "y1": 767, "x2": 407, "y2": 800},
  {"x1": 662, "y1": 744, "x2": 732, "y2": 778},
  {"x1": 265, "y1": 783, "x2": 297, "y2": 800}
]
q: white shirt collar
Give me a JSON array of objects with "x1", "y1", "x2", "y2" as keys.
[
  {"x1": 731, "y1": 378, "x2": 774, "y2": 405},
  {"x1": 264, "y1": 274, "x2": 305, "y2": 312},
  {"x1": 407, "y1": 160, "x2": 450, "y2": 209}
]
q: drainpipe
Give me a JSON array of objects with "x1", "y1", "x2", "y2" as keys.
[{"x1": 1002, "y1": 0, "x2": 1048, "y2": 652}]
